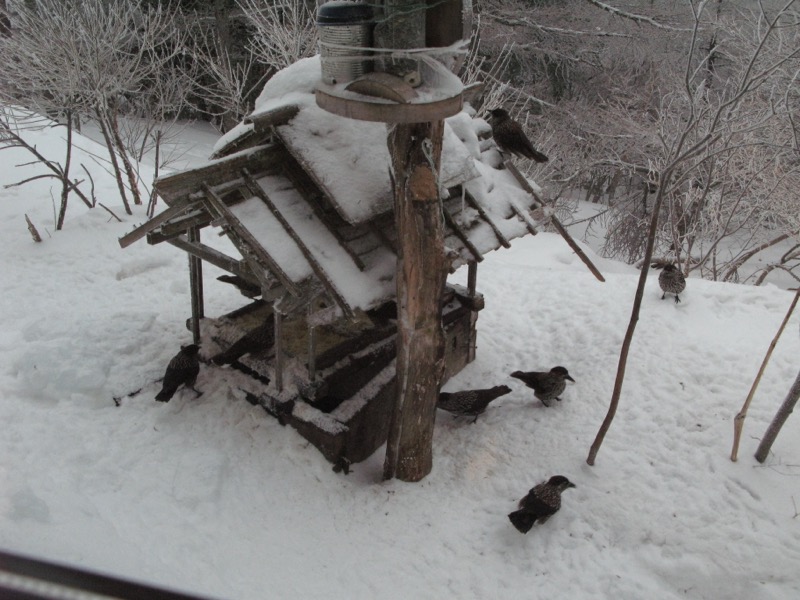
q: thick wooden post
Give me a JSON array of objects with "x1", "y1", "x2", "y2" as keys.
[
  {"x1": 188, "y1": 226, "x2": 204, "y2": 345},
  {"x1": 383, "y1": 120, "x2": 448, "y2": 482}
]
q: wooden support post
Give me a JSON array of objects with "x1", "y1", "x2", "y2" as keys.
[
  {"x1": 468, "y1": 261, "x2": 477, "y2": 296},
  {"x1": 308, "y1": 326, "x2": 317, "y2": 382},
  {"x1": 274, "y1": 308, "x2": 284, "y2": 392},
  {"x1": 383, "y1": 120, "x2": 448, "y2": 482},
  {"x1": 188, "y1": 226, "x2": 204, "y2": 345}
]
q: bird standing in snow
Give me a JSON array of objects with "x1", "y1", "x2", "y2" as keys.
[
  {"x1": 155, "y1": 344, "x2": 201, "y2": 402},
  {"x1": 487, "y1": 108, "x2": 549, "y2": 163},
  {"x1": 437, "y1": 385, "x2": 512, "y2": 423},
  {"x1": 659, "y1": 263, "x2": 686, "y2": 303},
  {"x1": 510, "y1": 366, "x2": 575, "y2": 407},
  {"x1": 508, "y1": 475, "x2": 576, "y2": 533}
]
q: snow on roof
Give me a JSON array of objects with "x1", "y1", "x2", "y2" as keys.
[
  {"x1": 153, "y1": 54, "x2": 545, "y2": 314},
  {"x1": 228, "y1": 174, "x2": 396, "y2": 310},
  {"x1": 217, "y1": 55, "x2": 480, "y2": 225}
]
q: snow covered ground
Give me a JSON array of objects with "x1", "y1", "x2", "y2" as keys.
[{"x1": 1, "y1": 117, "x2": 799, "y2": 600}]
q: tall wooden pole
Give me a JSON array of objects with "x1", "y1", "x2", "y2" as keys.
[
  {"x1": 383, "y1": 120, "x2": 448, "y2": 482},
  {"x1": 188, "y1": 226, "x2": 204, "y2": 345}
]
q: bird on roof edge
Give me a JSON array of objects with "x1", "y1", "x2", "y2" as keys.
[
  {"x1": 487, "y1": 108, "x2": 549, "y2": 163},
  {"x1": 508, "y1": 475, "x2": 576, "y2": 534},
  {"x1": 658, "y1": 263, "x2": 686, "y2": 304},
  {"x1": 155, "y1": 344, "x2": 201, "y2": 402},
  {"x1": 437, "y1": 385, "x2": 512, "y2": 423},
  {"x1": 510, "y1": 366, "x2": 575, "y2": 407}
]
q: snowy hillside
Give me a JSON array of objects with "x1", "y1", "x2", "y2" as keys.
[{"x1": 1, "y1": 120, "x2": 799, "y2": 600}]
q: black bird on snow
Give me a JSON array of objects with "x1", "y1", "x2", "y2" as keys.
[
  {"x1": 437, "y1": 385, "x2": 512, "y2": 423},
  {"x1": 155, "y1": 344, "x2": 201, "y2": 402},
  {"x1": 487, "y1": 108, "x2": 549, "y2": 163},
  {"x1": 510, "y1": 366, "x2": 575, "y2": 407},
  {"x1": 659, "y1": 263, "x2": 686, "y2": 303},
  {"x1": 508, "y1": 475, "x2": 576, "y2": 534}
]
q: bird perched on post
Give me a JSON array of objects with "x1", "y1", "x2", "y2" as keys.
[
  {"x1": 155, "y1": 344, "x2": 201, "y2": 402},
  {"x1": 487, "y1": 108, "x2": 549, "y2": 163},
  {"x1": 510, "y1": 366, "x2": 575, "y2": 407},
  {"x1": 508, "y1": 475, "x2": 576, "y2": 533},
  {"x1": 437, "y1": 385, "x2": 512, "y2": 423},
  {"x1": 659, "y1": 263, "x2": 686, "y2": 303}
]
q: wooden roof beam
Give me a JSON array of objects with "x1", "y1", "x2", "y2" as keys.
[
  {"x1": 442, "y1": 209, "x2": 483, "y2": 263},
  {"x1": 117, "y1": 198, "x2": 192, "y2": 248},
  {"x1": 461, "y1": 188, "x2": 511, "y2": 249},
  {"x1": 246, "y1": 104, "x2": 301, "y2": 133},
  {"x1": 155, "y1": 144, "x2": 282, "y2": 204},
  {"x1": 167, "y1": 235, "x2": 258, "y2": 285},
  {"x1": 504, "y1": 160, "x2": 606, "y2": 282},
  {"x1": 201, "y1": 183, "x2": 302, "y2": 297},
  {"x1": 242, "y1": 168, "x2": 355, "y2": 320}
]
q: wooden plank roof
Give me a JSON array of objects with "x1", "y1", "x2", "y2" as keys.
[{"x1": 127, "y1": 92, "x2": 544, "y2": 314}]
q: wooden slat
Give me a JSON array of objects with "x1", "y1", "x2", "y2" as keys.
[
  {"x1": 368, "y1": 221, "x2": 397, "y2": 254},
  {"x1": 280, "y1": 155, "x2": 367, "y2": 271},
  {"x1": 242, "y1": 169, "x2": 355, "y2": 319},
  {"x1": 442, "y1": 209, "x2": 483, "y2": 263},
  {"x1": 117, "y1": 199, "x2": 192, "y2": 248},
  {"x1": 167, "y1": 235, "x2": 258, "y2": 284},
  {"x1": 504, "y1": 160, "x2": 606, "y2": 282},
  {"x1": 510, "y1": 202, "x2": 540, "y2": 236},
  {"x1": 201, "y1": 183, "x2": 302, "y2": 296},
  {"x1": 246, "y1": 104, "x2": 300, "y2": 133},
  {"x1": 462, "y1": 188, "x2": 511, "y2": 249},
  {"x1": 155, "y1": 144, "x2": 281, "y2": 204}
]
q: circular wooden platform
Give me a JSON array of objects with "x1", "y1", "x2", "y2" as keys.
[{"x1": 315, "y1": 81, "x2": 463, "y2": 124}]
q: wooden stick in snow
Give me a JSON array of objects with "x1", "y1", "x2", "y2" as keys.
[
  {"x1": 25, "y1": 214, "x2": 42, "y2": 242},
  {"x1": 730, "y1": 288, "x2": 800, "y2": 461}
]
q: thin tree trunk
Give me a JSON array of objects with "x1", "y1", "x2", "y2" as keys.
[
  {"x1": 731, "y1": 289, "x2": 799, "y2": 461},
  {"x1": 383, "y1": 120, "x2": 448, "y2": 482},
  {"x1": 587, "y1": 178, "x2": 669, "y2": 465},
  {"x1": 56, "y1": 109, "x2": 73, "y2": 230},
  {"x1": 96, "y1": 107, "x2": 132, "y2": 215},
  {"x1": 106, "y1": 100, "x2": 142, "y2": 206},
  {"x1": 755, "y1": 367, "x2": 800, "y2": 463},
  {"x1": 147, "y1": 129, "x2": 162, "y2": 218}
]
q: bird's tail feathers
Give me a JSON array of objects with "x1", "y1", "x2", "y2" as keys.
[
  {"x1": 508, "y1": 509, "x2": 537, "y2": 534},
  {"x1": 155, "y1": 389, "x2": 174, "y2": 402},
  {"x1": 529, "y1": 149, "x2": 549, "y2": 163}
]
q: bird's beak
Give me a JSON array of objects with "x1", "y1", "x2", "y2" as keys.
[
  {"x1": 568, "y1": 482, "x2": 576, "y2": 488},
  {"x1": 566, "y1": 375, "x2": 575, "y2": 383}
]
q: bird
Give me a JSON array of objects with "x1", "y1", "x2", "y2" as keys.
[
  {"x1": 510, "y1": 366, "x2": 575, "y2": 407},
  {"x1": 155, "y1": 344, "x2": 201, "y2": 402},
  {"x1": 437, "y1": 385, "x2": 512, "y2": 423},
  {"x1": 487, "y1": 108, "x2": 549, "y2": 163},
  {"x1": 211, "y1": 322, "x2": 274, "y2": 365},
  {"x1": 508, "y1": 475, "x2": 576, "y2": 533},
  {"x1": 659, "y1": 263, "x2": 686, "y2": 303}
]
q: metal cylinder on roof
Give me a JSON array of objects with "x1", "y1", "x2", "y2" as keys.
[{"x1": 317, "y1": 1, "x2": 374, "y2": 85}]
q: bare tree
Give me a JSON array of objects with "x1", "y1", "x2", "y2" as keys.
[
  {"x1": 477, "y1": 1, "x2": 800, "y2": 285},
  {"x1": 0, "y1": 108, "x2": 93, "y2": 230},
  {"x1": 588, "y1": 0, "x2": 800, "y2": 465},
  {"x1": 238, "y1": 0, "x2": 317, "y2": 71},
  {"x1": 0, "y1": 0, "x2": 189, "y2": 215},
  {"x1": 755, "y1": 364, "x2": 800, "y2": 463}
]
